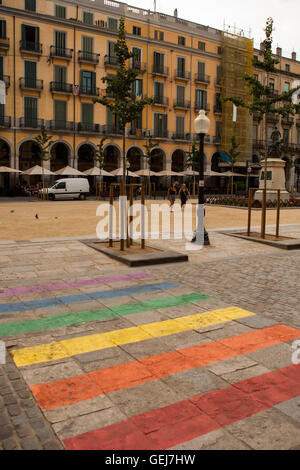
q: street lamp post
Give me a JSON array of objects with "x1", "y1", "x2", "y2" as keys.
[
  {"x1": 192, "y1": 110, "x2": 210, "y2": 245},
  {"x1": 246, "y1": 161, "x2": 252, "y2": 195}
]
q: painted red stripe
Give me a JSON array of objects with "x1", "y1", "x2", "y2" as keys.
[{"x1": 63, "y1": 363, "x2": 300, "y2": 450}]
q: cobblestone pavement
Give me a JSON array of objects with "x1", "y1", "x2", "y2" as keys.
[{"x1": 0, "y1": 226, "x2": 300, "y2": 450}]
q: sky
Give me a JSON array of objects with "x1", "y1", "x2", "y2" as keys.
[{"x1": 125, "y1": 0, "x2": 300, "y2": 59}]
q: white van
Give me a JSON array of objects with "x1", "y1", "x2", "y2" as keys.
[{"x1": 40, "y1": 178, "x2": 90, "y2": 200}]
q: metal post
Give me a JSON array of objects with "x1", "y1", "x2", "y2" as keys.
[
  {"x1": 141, "y1": 184, "x2": 145, "y2": 249},
  {"x1": 196, "y1": 133, "x2": 210, "y2": 245},
  {"x1": 129, "y1": 186, "x2": 133, "y2": 246},
  {"x1": 276, "y1": 189, "x2": 280, "y2": 238},
  {"x1": 247, "y1": 188, "x2": 253, "y2": 236},
  {"x1": 109, "y1": 185, "x2": 113, "y2": 247}
]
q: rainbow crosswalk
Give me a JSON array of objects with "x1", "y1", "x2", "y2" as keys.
[{"x1": 1, "y1": 270, "x2": 300, "y2": 450}]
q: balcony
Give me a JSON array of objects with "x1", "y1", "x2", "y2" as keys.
[
  {"x1": 153, "y1": 96, "x2": 169, "y2": 107},
  {"x1": 50, "y1": 46, "x2": 73, "y2": 61},
  {"x1": 252, "y1": 139, "x2": 264, "y2": 149},
  {"x1": 194, "y1": 103, "x2": 210, "y2": 113},
  {"x1": 153, "y1": 129, "x2": 168, "y2": 139},
  {"x1": 20, "y1": 40, "x2": 42, "y2": 55},
  {"x1": 0, "y1": 37, "x2": 9, "y2": 50},
  {"x1": 0, "y1": 116, "x2": 11, "y2": 128},
  {"x1": 130, "y1": 61, "x2": 146, "y2": 74},
  {"x1": 171, "y1": 132, "x2": 189, "y2": 141},
  {"x1": 77, "y1": 122, "x2": 100, "y2": 133},
  {"x1": 195, "y1": 74, "x2": 210, "y2": 85},
  {"x1": 48, "y1": 120, "x2": 74, "y2": 132},
  {"x1": 19, "y1": 117, "x2": 44, "y2": 129},
  {"x1": 19, "y1": 78, "x2": 43, "y2": 91},
  {"x1": 78, "y1": 51, "x2": 100, "y2": 65},
  {"x1": 281, "y1": 116, "x2": 294, "y2": 126},
  {"x1": 104, "y1": 55, "x2": 119, "y2": 68},
  {"x1": 214, "y1": 105, "x2": 222, "y2": 114},
  {"x1": 213, "y1": 135, "x2": 221, "y2": 144},
  {"x1": 174, "y1": 70, "x2": 191, "y2": 82},
  {"x1": 101, "y1": 125, "x2": 122, "y2": 135},
  {"x1": 50, "y1": 82, "x2": 73, "y2": 94},
  {"x1": 266, "y1": 113, "x2": 279, "y2": 123},
  {"x1": 215, "y1": 78, "x2": 222, "y2": 87},
  {"x1": 79, "y1": 86, "x2": 100, "y2": 98},
  {"x1": 152, "y1": 65, "x2": 169, "y2": 77},
  {"x1": 174, "y1": 99, "x2": 191, "y2": 110}
]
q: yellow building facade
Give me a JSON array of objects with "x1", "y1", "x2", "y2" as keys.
[{"x1": 0, "y1": 0, "x2": 224, "y2": 189}]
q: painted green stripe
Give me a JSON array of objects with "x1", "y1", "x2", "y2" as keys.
[{"x1": 0, "y1": 293, "x2": 211, "y2": 337}]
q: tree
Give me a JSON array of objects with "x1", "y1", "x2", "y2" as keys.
[
  {"x1": 143, "y1": 133, "x2": 159, "y2": 197},
  {"x1": 224, "y1": 17, "x2": 300, "y2": 237},
  {"x1": 227, "y1": 136, "x2": 240, "y2": 195},
  {"x1": 34, "y1": 125, "x2": 54, "y2": 199},
  {"x1": 94, "y1": 17, "x2": 152, "y2": 249},
  {"x1": 94, "y1": 137, "x2": 107, "y2": 196}
]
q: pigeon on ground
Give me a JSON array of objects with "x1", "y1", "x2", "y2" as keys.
[
  {"x1": 35, "y1": 214, "x2": 39, "y2": 219},
  {"x1": 10, "y1": 210, "x2": 14, "y2": 213}
]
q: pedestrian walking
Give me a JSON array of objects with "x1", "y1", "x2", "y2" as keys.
[
  {"x1": 179, "y1": 183, "x2": 190, "y2": 209},
  {"x1": 167, "y1": 183, "x2": 177, "y2": 212}
]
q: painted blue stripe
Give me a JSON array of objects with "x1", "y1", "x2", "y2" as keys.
[{"x1": 0, "y1": 282, "x2": 178, "y2": 314}]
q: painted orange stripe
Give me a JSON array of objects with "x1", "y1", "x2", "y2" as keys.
[{"x1": 30, "y1": 324, "x2": 300, "y2": 410}]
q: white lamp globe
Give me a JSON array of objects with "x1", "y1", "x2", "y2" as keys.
[{"x1": 194, "y1": 110, "x2": 210, "y2": 135}]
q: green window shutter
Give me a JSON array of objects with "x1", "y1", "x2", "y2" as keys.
[
  {"x1": 108, "y1": 18, "x2": 118, "y2": 31},
  {"x1": 176, "y1": 86, "x2": 185, "y2": 103},
  {"x1": 82, "y1": 36, "x2": 93, "y2": 53},
  {"x1": 83, "y1": 12, "x2": 93, "y2": 25},
  {"x1": 55, "y1": 31, "x2": 66, "y2": 55},
  {"x1": 55, "y1": 5, "x2": 66, "y2": 18},
  {"x1": 82, "y1": 103, "x2": 93, "y2": 130},
  {"x1": 54, "y1": 100, "x2": 67, "y2": 129},
  {"x1": 25, "y1": 0, "x2": 36, "y2": 12},
  {"x1": 176, "y1": 116, "x2": 184, "y2": 136},
  {"x1": 108, "y1": 41, "x2": 117, "y2": 58},
  {"x1": 0, "y1": 56, "x2": 3, "y2": 81},
  {"x1": 0, "y1": 20, "x2": 6, "y2": 39},
  {"x1": 54, "y1": 65, "x2": 66, "y2": 83},
  {"x1": 91, "y1": 71, "x2": 96, "y2": 93},
  {"x1": 24, "y1": 97, "x2": 37, "y2": 127},
  {"x1": 198, "y1": 61, "x2": 205, "y2": 78},
  {"x1": 24, "y1": 61, "x2": 36, "y2": 88},
  {"x1": 21, "y1": 24, "x2": 26, "y2": 42}
]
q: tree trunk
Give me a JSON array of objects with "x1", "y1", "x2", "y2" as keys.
[
  {"x1": 120, "y1": 128, "x2": 126, "y2": 251},
  {"x1": 261, "y1": 112, "x2": 268, "y2": 239}
]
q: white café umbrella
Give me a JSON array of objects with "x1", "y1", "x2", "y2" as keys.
[
  {"x1": 54, "y1": 166, "x2": 86, "y2": 176},
  {"x1": 111, "y1": 167, "x2": 140, "y2": 178},
  {"x1": 0, "y1": 166, "x2": 22, "y2": 173},
  {"x1": 135, "y1": 169, "x2": 158, "y2": 176},
  {"x1": 22, "y1": 165, "x2": 55, "y2": 175},
  {"x1": 155, "y1": 170, "x2": 185, "y2": 176},
  {"x1": 83, "y1": 167, "x2": 113, "y2": 177}
]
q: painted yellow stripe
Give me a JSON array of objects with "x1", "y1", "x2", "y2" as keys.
[{"x1": 10, "y1": 307, "x2": 255, "y2": 367}]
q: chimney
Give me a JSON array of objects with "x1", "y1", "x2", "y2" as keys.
[
  {"x1": 174, "y1": 8, "x2": 178, "y2": 17},
  {"x1": 276, "y1": 47, "x2": 282, "y2": 57},
  {"x1": 292, "y1": 51, "x2": 297, "y2": 61}
]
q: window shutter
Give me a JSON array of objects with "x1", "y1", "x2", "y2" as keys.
[
  {"x1": 198, "y1": 62, "x2": 205, "y2": 78},
  {"x1": 54, "y1": 65, "x2": 66, "y2": 84},
  {"x1": 25, "y1": 61, "x2": 37, "y2": 88},
  {"x1": 55, "y1": 31, "x2": 66, "y2": 55},
  {"x1": 0, "y1": 56, "x2": 3, "y2": 81},
  {"x1": 163, "y1": 114, "x2": 167, "y2": 137},
  {"x1": 21, "y1": 24, "x2": 26, "y2": 42},
  {"x1": 54, "y1": 100, "x2": 67, "y2": 129},
  {"x1": 83, "y1": 12, "x2": 93, "y2": 25},
  {"x1": 82, "y1": 36, "x2": 93, "y2": 53},
  {"x1": 24, "y1": 97, "x2": 37, "y2": 127},
  {"x1": 0, "y1": 20, "x2": 6, "y2": 39}
]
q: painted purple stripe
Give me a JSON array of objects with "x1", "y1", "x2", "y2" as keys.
[{"x1": 0, "y1": 273, "x2": 152, "y2": 297}]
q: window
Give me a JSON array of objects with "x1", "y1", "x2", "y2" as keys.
[
  {"x1": 0, "y1": 20, "x2": 6, "y2": 39},
  {"x1": 54, "y1": 31, "x2": 67, "y2": 56},
  {"x1": 215, "y1": 93, "x2": 222, "y2": 112},
  {"x1": 284, "y1": 82, "x2": 290, "y2": 93},
  {"x1": 178, "y1": 36, "x2": 185, "y2": 46},
  {"x1": 132, "y1": 78, "x2": 143, "y2": 97},
  {"x1": 269, "y1": 78, "x2": 275, "y2": 92},
  {"x1": 55, "y1": 5, "x2": 66, "y2": 19},
  {"x1": 215, "y1": 121, "x2": 222, "y2": 142},
  {"x1": 24, "y1": 96, "x2": 38, "y2": 127},
  {"x1": 80, "y1": 70, "x2": 96, "y2": 94},
  {"x1": 54, "y1": 65, "x2": 66, "y2": 84},
  {"x1": 154, "y1": 30, "x2": 164, "y2": 41},
  {"x1": 253, "y1": 125, "x2": 258, "y2": 141},
  {"x1": 216, "y1": 65, "x2": 222, "y2": 85},
  {"x1": 132, "y1": 47, "x2": 141, "y2": 69},
  {"x1": 197, "y1": 61, "x2": 205, "y2": 80},
  {"x1": 108, "y1": 18, "x2": 118, "y2": 31},
  {"x1": 82, "y1": 36, "x2": 93, "y2": 61},
  {"x1": 285, "y1": 64, "x2": 290, "y2": 72},
  {"x1": 21, "y1": 25, "x2": 40, "y2": 53},
  {"x1": 176, "y1": 85, "x2": 185, "y2": 106},
  {"x1": 154, "y1": 81, "x2": 164, "y2": 103},
  {"x1": 24, "y1": 61, "x2": 37, "y2": 88},
  {"x1": 153, "y1": 52, "x2": 164, "y2": 74},
  {"x1": 176, "y1": 57, "x2": 185, "y2": 78},
  {"x1": 107, "y1": 108, "x2": 120, "y2": 132},
  {"x1": 56, "y1": 182, "x2": 66, "y2": 189},
  {"x1": 25, "y1": 0, "x2": 36, "y2": 11},
  {"x1": 81, "y1": 102, "x2": 94, "y2": 131},
  {"x1": 83, "y1": 12, "x2": 94, "y2": 25},
  {"x1": 154, "y1": 113, "x2": 167, "y2": 138},
  {"x1": 133, "y1": 26, "x2": 141, "y2": 36},
  {"x1": 195, "y1": 89, "x2": 207, "y2": 109},
  {"x1": 198, "y1": 41, "x2": 205, "y2": 51},
  {"x1": 54, "y1": 100, "x2": 67, "y2": 129},
  {"x1": 131, "y1": 115, "x2": 142, "y2": 135},
  {"x1": 217, "y1": 46, "x2": 222, "y2": 55},
  {"x1": 176, "y1": 116, "x2": 185, "y2": 138},
  {"x1": 283, "y1": 128, "x2": 289, "y2": 144}
]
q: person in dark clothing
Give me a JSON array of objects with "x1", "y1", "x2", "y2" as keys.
[
  {"x1": 179, "y1": 183, "x2": 190, "y2": 209},
  {"x1": 167, "y1": 183, "x2": 177, "y2": 211}
]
